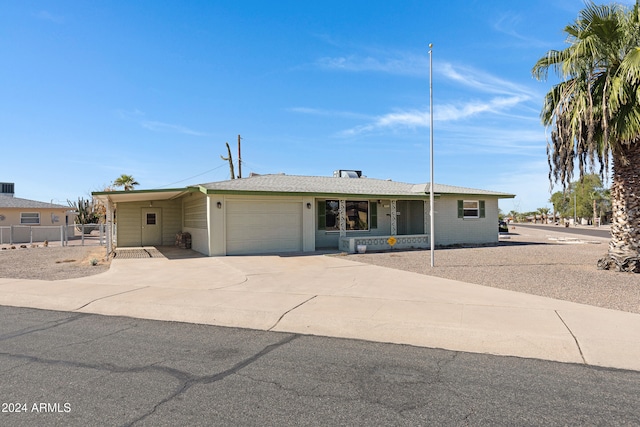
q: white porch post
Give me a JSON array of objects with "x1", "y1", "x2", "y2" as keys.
[
  {"x1": 390, "y1": 200, "x2": 397, "y2": 235},
  {"x1": 106, "y1": 200, "x2": 114, "y2": 254},
  {"x1": 339, "y1": 199, "x2": 346, "y2": 237}
]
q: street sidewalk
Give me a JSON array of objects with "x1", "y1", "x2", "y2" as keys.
[{"x1": 0, "y1": 251, "x2": 639, "y2": 372}]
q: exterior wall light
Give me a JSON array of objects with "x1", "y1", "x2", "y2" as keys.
[
  {"x1": 306, "y1": 202, "x2": 312, "y2": 209},
  {"x1": 217, "y1": 201, "x2": 222, "y2": 209}
]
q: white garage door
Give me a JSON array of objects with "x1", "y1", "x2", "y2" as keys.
[{"x1": 226, "y1": 200, "x2": 303, "y2": 255}]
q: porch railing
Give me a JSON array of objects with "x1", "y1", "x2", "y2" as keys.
[{"x1": 339, "y1": 234, "x2": 429, "y2": 253}]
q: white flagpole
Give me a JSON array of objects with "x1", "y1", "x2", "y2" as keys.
[{"x1": 429, "y1": 43, "x2": 435, "y2": 268}]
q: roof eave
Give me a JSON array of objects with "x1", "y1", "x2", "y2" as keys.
[
  {"x1": 92, "y1": 188, "x2": 190, "y2": 203},
  {"x1": 435, "y1": 192, "x2": 516, "y2": 199},
  {"x1": 203, "y1": 188, "x2": 433, "y2": 199}
]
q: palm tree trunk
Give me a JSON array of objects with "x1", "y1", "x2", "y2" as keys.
[{"x1": 598, "y1": 142, "x2": 640, "y2": 272}]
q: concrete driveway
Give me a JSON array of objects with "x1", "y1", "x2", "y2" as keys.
[{"x1": 1, "y1": 247, "x2": 639, "y2": 372}]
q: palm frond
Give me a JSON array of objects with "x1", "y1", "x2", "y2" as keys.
[{"x1": 532, "y1": 0, "x2": 640, "y2": 188}]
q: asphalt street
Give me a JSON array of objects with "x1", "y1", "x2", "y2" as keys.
[
  {"x1": 513, "y1": 223, "x2": 611, "y2": 239},
  {"x1": 1, "y1": 306, "x2": 639, "y2": 426}
]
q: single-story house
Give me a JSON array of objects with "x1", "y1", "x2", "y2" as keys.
[
  {"x1": 92, "y1": 172, "x2": 515, "y2": 256},
  {"x1": 0, "y1": 182, "x2": 75, "y2": 244}
]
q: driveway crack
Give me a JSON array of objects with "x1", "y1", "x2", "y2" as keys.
[
  {"x1": 73, "y1": 286, "x2": 150, "y2": 311},
  {"x1": 555, "y1": 310, "x2": 587, "y2": 365},
  {"x1": 267, "y1": 295, "x2": 317, "y2": 331}
]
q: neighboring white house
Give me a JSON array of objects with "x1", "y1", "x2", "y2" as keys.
[
  {"x1": 93, "y1": 172, "x2": 515, "y2": 256},
  {"x1": 0, "y1": 182, "x2": 74, "y2": 244}
]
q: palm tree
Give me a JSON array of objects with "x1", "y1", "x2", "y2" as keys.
[
  {"x1": 113, "y1": 174, "x2": 140, "y2": 191},
  {"x1": 537, "y1": 207, "x2": 550, "y2": 224},
  {"x1": 532, "y1": 1, "x2": 640, "y2": 272}
]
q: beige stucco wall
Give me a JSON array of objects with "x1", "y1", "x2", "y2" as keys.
[
  {"x1": 116, "y1": 200, "x2": 182, "y2": 247},
  {"x1": 433, "y1": 195, "x2": 500, "y2": 246},
  {"x1": 182, "y1": 192, "x2": 210, "y2": 255},
  {"x1": 0, "y1": 208, "x2": 70, "y2": 227},
  {"x1": 208, "y1": 195, "x2": 225, "y2": 256},
  {"x1": 301, "y1": 196, "x2": 315, "y2": 251}
]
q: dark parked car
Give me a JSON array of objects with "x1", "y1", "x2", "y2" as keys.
[{"x1": 499, "y1": 221, "x2": 509, "y2": 232}]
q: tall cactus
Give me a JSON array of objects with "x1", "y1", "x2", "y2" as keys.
[{"x1": 68, "y1": 197, "x2": 99, "y2": 224}]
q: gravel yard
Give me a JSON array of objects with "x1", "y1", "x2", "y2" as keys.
[
  {"x1": 0, "y1": 245, "x2": 110, "y2": 281},
  {"x1": 347, "y1": 225, "x2": 640, "y2": 315}
]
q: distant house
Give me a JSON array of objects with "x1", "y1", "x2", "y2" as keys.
[
  {"x1": 93, "y1": 172, "x2": 515, "y2": 256},
  {"x1": 0, "y1": 182, "x2": 74, "y2": 244}
]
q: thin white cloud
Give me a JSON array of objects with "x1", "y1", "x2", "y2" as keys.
[
  {"x1": 115, "y1": 109, "x2": 208, "y2": 136},
  {"x1": 437, "y1": 125, "x2": 545, "y2": 157},
  {"x1": 36, "y1": 10, "x2": 65, "y2": 24},
  {"x1": 334, "y1": 61, "x2": 536, "y2": 136},
  {"x1": 316, "y1": 52, "x2": 428, "y2": 77},
  {"x1": 140, "y1": 121, "x2": 208, "y2": 136},
  {"x1": 338, "y1": 94, "x2": 530, "y2": 137},
  {"x1": 316, "y1": 45, "x2": 533, "y2": 96},
  {"x1": 438, "y1": 62, "x2": 533, "y2": 97},
  {"x1": 491, "y1": 12, "x2": 548, "y2": 48},
  {"x1": 116, "y1": 109, "x2": 145, "y2": 119},
  {"x1": 338, "y1": 110, "x2": 427, "y2": 137},
  {"x1": 288, "y1": 107, "x2": 371, "y2": 120},
  {"x1": 436, "y1": 95, "x2": 530, "y2": 121},
  {"x1": 289, "y1": 107, "x2": 323, "y2": 115}
]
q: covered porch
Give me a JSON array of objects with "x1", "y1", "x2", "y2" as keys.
[{"x1": 332, "y1": 199, "x2": 430, "y2": 253}]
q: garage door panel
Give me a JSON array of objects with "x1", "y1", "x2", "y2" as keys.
[
  {"x1": 227, "y1": 214, "x2": 299, "y2": 236},
  {"x1": 227, "y1": 238, "x2": 300, "y2": 255},
  {"x1": 226, "y1": 201, "x2": 302, "y2": 255}
]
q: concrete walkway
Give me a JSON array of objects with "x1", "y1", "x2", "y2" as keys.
[{"x1": 1, "y1": 249, "x2": 639, "y2": 372}]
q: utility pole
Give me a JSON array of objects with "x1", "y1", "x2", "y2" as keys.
[{"x1": 237, "y1": 134, "x2": 242, "y2": 179}]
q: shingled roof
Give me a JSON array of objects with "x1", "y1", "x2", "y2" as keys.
[
  {"x1": 0, "y1": 195, "x2": 68, "y2": 209},
  {"x1": 196, "y1": 174, "x2": 514, "y2": 198}
]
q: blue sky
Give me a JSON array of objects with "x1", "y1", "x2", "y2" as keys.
[{"x1": 2, "y1": 1, "x2": 633, "y2": 213}]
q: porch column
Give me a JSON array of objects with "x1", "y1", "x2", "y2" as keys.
[
  {"x1": 390, "y1": 199, "x2": 397, "y2": 235},
  {"x1": 106, "y1": 199, "x2": 114, "y2": 254},
  {"x1": 424, "y1": 199, "x2": 429, "y2": 235},
  {"x1": 339, "y1": 199, "x2": 346, "y2": 237}
]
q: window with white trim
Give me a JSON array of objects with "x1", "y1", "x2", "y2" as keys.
[
  {"x1": 20, "y1": 212, "x2": 40, "y2": 224},
  {"x1": 457, "y1": 200, "x2": 485, "y2": 219},
  {"x1": 318, "y1": 200, "x2": 376, "y2": 231}
]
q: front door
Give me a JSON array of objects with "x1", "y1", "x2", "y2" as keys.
[
  {"x1": 141, "y1": 208, "x2": 162, "y2": 246},
  {"x1": 396, "y1": 201, "x2": 424, "y2": 235}
]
